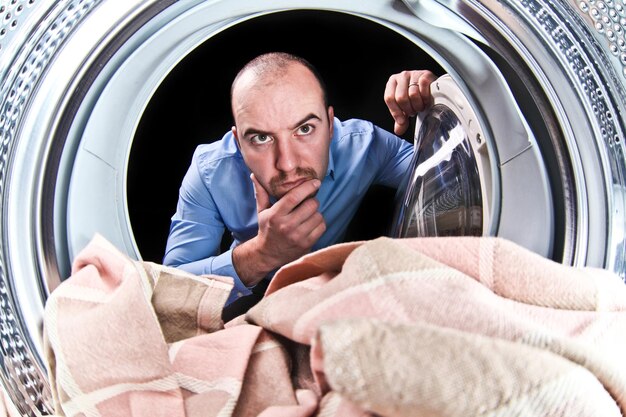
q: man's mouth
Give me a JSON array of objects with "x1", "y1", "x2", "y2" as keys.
[
  {"x1": 269, "y1": 167, "x2": 319, "y2": 197},
  {"x1": 280, "y1": 177, "x2": 310, "y2": 189}
]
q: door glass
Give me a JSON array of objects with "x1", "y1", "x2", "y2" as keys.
[{"x1": 393, "y1": 104, "x2": 483, "y2": 237}]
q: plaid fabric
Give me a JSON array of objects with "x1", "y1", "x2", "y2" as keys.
[{"x1": 44, "y1": 235, "x2": 626, "y2": 416}]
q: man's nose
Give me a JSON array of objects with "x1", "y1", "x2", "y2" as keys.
[{"x1": 275, "y1": 137, "x2": 298, "y2": 172}]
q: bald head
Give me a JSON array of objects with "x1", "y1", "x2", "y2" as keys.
[{"x1": 230, "y1": 52, "x2": 329, "y2": 118}]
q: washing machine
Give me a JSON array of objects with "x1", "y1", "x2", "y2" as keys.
[{"x1": 0, "y1": 0, "x2": 625, "y2": 414}]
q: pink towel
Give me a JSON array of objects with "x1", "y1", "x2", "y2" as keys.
[
  {"x1": 44, "y1": 235, "x2": 626, "y2": 416},
  {"x1": 43, "y1": 235, "x2": 312, "y2": 416}
]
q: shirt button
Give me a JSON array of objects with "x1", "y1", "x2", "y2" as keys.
[{"x1": 236, "y1": 292, "x2": 243, "y2": 298}]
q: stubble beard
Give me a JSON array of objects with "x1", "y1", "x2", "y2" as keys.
[{"x1": 270, "y1": 167, "x2": 319, "y2": 199}]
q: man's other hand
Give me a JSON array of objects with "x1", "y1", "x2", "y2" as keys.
[{"x1": 384, "y1": 70, "x2": 438, "y2": 136}]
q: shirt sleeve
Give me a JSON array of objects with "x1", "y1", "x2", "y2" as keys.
[
  {"x1": 163, "y1": 153, "x2": 253, "y2": 304},
  {"x1": 369, "y1": 124, "x2": 414, "y2": 188}
]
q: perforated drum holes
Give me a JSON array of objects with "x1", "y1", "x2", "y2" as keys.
[
  {"x1": 0, "y1": 0, "x2": 36, "y2": 51},
  {"x1": 578, "y1": 0, "x2": 626, "y2": 76}
]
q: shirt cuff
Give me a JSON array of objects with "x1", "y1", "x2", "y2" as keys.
[{"x1": 210, "y1": 249, "x2": 253, "y2": 305}]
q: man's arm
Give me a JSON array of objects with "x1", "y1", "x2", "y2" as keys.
[
  {"x1": 163, "y1": 160, "x2": 230, "y2": 276},
  {"x1": 164, "y1": 153, "x2": 324, "y2": 303},
  {"x1": 384, "y1": 70, "x2": 438, "y2": 135},
  {"x1": 163, "y1": 153, "x2": 259, "y2": 304}
]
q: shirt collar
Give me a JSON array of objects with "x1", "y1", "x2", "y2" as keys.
[{"x1": 325, "y1": 144, "x2": 335, "y2": 181}]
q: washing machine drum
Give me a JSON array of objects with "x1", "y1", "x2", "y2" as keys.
[{"x1": 2, "y1": 1, "x2": 626, "y2": 415}]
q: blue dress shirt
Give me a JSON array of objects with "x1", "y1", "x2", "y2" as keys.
[{"x1": 163, "y1": 118, "x2": 414, "y2": 304}]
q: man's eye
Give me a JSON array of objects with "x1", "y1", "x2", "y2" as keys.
[
  {"x1": 296, "y1": 124, "x2": 314, "y2": 135},
  {"x1": 250, "y1": 134, "x2": 272, "y2": 145}
]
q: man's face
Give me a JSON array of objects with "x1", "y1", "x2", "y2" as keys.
[{"x1": 232, "y1": 63, "x2": 334, "y2": 199}]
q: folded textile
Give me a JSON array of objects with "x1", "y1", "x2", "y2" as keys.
[
  {"x1": 44, "y1": 235, "x2": 306, "y2": 417},
  {"x1": 44, "y1": 235, "x2": 626, "y2": 416}
]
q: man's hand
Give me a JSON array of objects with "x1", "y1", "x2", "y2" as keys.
[
  {"x1": 232, "y1": 174, "x2": 326, "y2": 286},
  {"x1": 384, "y1": 70, "x2": 438, "y2": 136}
]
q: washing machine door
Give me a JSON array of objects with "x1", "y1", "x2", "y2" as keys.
[{"x1": 393, "y1": 74, "x2": 554, "y2": 260}]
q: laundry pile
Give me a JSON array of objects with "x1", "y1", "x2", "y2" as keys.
[{"x1": 43, "y1": 234, "x2": 626, "y2": 416}]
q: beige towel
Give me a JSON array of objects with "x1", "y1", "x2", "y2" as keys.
[{"x1": 248, "y1": 237, "x2": 626, "y2": 416}]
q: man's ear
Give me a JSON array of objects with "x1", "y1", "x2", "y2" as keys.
[
  {"x1": 232, "y1": 126, "x2": 240, "y2": 149},
  {"x1": 327, "y1": 106, "x2": 334, "y2": 136}
]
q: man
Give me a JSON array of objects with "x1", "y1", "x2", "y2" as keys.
[{"x1": 163, "y1": 52, "x2": 436, "y2": 314}]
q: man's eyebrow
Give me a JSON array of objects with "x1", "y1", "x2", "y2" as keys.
[
  {"x1": 290, "y1": 113, "x2": 322, "y2": 130},
  {"x1": 242, "y1": 113, "x2": 322, "y2": 137},
  {"x1": 242, "y1": 127, "x2": 271, "y2": 138}
]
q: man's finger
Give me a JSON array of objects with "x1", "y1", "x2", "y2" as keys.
[
  {"x1": 393, "y1": 73, "x2": 416, "y2": 118},
  {"x1": 384, "y1": 77, "x2": 408, "y2": 135},
  {"x1": 407, "y1": 83, "x2": 425, "y2": 114},
  {"x1": 303, "y1": 215, "x2": 327, "y2": 246},
  {"x1": 394, "y1": 120, "x2": 409, "y2": 136},
  {"x1": 288, "y1": 197, "x2": 321, "y2": 226},
  {"x1": 274, "y1": 178, "x2": 321, "y2": 214},
  {"x1": 409, "y1": 71, "x2": 437, "y2": 112},
  {"x1": 250, "y1": 173, "x2": 271, "y2": 212}
]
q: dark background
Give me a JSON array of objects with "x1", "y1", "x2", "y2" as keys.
[{"x1": 128, "y1": 9, "x2": 443, "y2": 262}]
